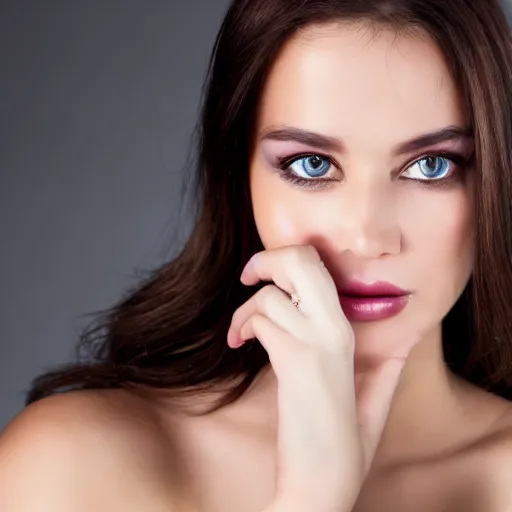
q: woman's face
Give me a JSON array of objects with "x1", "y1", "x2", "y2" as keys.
[{"x1": 249, "y1": 23, "x2": 475, "y2": 363}]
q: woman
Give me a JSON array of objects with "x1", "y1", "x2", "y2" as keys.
[{"x1": 2, "y1": 0, "x2": 512, "y2": 510}]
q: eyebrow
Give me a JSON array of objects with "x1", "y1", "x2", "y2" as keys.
[{"x1": 259, "y1": 125, "x2": 473, "y2": 155}]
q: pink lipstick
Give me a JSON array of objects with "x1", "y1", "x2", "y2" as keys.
[{"x1": 337, "y1": 280, "x2": 410, "y2": 322}]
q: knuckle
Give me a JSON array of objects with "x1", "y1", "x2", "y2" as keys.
[
  {"x1": 285, "y1": 244, "x2": 320, "y2": 267},
  {"x1": 300, "y1": 245, "x2": 321, "y2": 266},
  {"x1": 303, "y1": 244, "x2": 320, "y2": 260},
  {"x1": 322, "y1": 318, "x2": 346, "y2": 338},
  {"x1": 284, "y1": 247, "x2": 302, "y2": 267},
  {"x1": 314, "y1": 320, "x2": 355, "y2": 355},
  {"x1": 328, "y1": 329, "x2": 355, "y2": 355},
  {"x1": 255, "y1": 284, "x2": 277, "y2": 309}
]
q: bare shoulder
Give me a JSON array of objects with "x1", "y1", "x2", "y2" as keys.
[
  {"x1": 474, "y1": 398, "x2": 512, "y2": 510},
  {"x1": 492, "y1": 401, "x2": 512, "y2": 468},
  {"x1": 0, "y1": 388, "x2": 169, "y2": 464},
  {"x1": 0, "y1": 389, "x2": 182, "y2": 511}
]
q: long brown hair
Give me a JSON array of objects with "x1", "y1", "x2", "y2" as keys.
[{"x1": 26, "y1": 0, "x2": 512, "y2": 410}]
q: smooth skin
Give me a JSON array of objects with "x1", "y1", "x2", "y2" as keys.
[
  {"x1": 2, "y1": 21, "x2": 512, "y2": 512},
  {"x1": 228, "y1": 246, "x2": 420, "y2": 511}
]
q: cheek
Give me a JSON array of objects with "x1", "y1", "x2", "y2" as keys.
[
  {"x1": 251, "y1": 163, "x2": 474, "y2": 284},
  {"x1": 251, "y1": 192, "x2": 304, "y2": 248},
  {"x1": 404, "y1": 189, "x2": 473, "y2": 265},
  {"x1": 250, "y1": 171, "x2": 313, "y2": 248},
  {"x1": 402, "y1": 188, "x2": 474, "y2": 308},
  {"x1": 254, "y1": 202, "x2": 298, "y2": 247}
]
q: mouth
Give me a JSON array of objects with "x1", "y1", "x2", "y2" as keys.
[{"x1": 337, "y1": 280, "x2": 410, "y2": 322}]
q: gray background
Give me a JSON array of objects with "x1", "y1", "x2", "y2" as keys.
[
  {"x1": 1, "y1": 1, "x2": 511, "y2": 430},
  {"x1": 0, "y1": 0, "x2": 230, "y2": 429}
]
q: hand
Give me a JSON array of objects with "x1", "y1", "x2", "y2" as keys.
[{"x1": 227, "y1": 245, "x2": 418, "y2": 512}]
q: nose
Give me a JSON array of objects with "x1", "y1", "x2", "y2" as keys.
[{"x1": 333, "y1": 180, "x2": 402, "y2": 259}]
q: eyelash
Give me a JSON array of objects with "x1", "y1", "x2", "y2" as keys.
[{"x1": 275, "y1": 151, "x2": 472, "y2": 190}]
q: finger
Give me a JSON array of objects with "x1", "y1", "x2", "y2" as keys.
[
  {"x1": 241, "y1": 246, "x2": 338, "y2": 316},
  {"x1": 356, "y1": 357, "x2": 407, "y2": 472},
  {"x1": 238, "y1": 313, "x2": 310, "y2": 378},
  {"x1": 241, "y1": 245, "x2": 323, "y2": 288},
  {"x1": 228, "y1": 285, "x2": 306, "y2": 348}
]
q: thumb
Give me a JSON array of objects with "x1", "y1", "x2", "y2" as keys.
[{"x1": 355, "y1": 356, "x2": 408, "y2": 474}]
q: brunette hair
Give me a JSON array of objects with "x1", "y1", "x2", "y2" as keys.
[{"x1": 26, "y1": 0, "x2": 512, "y2": 409}]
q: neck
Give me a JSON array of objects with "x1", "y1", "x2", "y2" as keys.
[
  {"x1": 371, "y1": 324, "x2": 489, "y2": 471},
  {"x1": 220, "y1": 324, "x2": 502, "y2": 471}
]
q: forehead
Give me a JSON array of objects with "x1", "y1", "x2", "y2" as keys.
[{"x1": 256, "y1": 22, "x2": 466, "y2": 147}]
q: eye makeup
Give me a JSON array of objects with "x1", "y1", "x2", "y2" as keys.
[
  {"x1": 274, "y1": 153, "x2": 341, "y2": 189},
  {"x1": 264, "y1": 147, "x2": 474, "y2": 191},
  {"x1": 398, "y1": 150, "x2": 474, "y2": 190},
  {"x1": 258, "y1": 124, "x2": 475, "y2": 191}
]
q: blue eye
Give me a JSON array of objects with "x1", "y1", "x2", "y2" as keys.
[
  {"x1": 288, "y1": 155, "x2": 332, "y2": 178},
  {"x1": 402, "y1": 156, "x2": 454, "y2": 181}
]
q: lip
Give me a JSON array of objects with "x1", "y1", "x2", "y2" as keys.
[{"x1": 337, "y1": 280, "x2": 410, "y2": 322}]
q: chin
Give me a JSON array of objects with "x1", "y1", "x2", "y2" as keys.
[{"x1": 349, "y1": 312, "x2": 431, "y2": 364}]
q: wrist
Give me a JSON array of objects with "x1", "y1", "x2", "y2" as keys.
[{"x1": 263, "y1": 499, "x2": 352, "y2": 512}]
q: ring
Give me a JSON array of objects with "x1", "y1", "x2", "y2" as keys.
[{"x1": 291, "y1": 292, "x2": 302, "y2": 312}]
